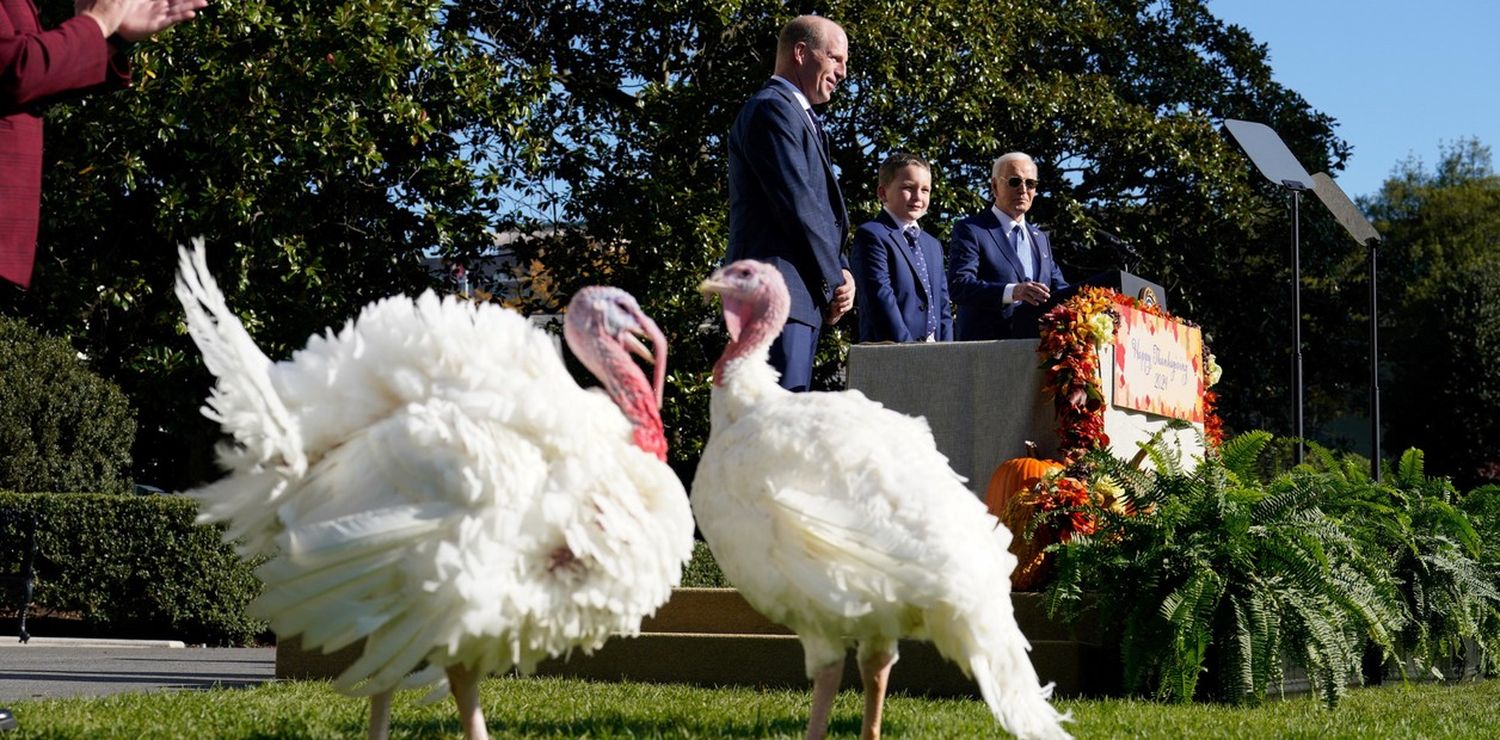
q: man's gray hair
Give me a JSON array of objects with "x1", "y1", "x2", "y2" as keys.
[{"x1": 991, "y1": 152, "x2": 1035, "y2": 179}]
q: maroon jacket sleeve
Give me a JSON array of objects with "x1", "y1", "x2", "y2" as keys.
[
  {"x1": 1, "y1": 0, "x2": 130, "y2": 288},
  {"x1": 1, "y1": 1, "x2": 130, "y2": 114}
]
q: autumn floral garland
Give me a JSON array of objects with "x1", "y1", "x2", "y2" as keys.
[
  {"x1": 1037, "y1": 286, "x2": 1120, "y2": 463},
  {"x1": 1037, "y1": 287, "x2": 1224, "y2": 463},
  {"x1": 1003, "y1": 287, "x2": 1224, "y2": 569}
]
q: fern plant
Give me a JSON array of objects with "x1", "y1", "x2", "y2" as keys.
[
  {"x1": 1312, "y1": 449, "x2": 1500, "y2": 681},
  {"x1": 1044, "y1": 432, "x2": 1405, "y2": 708}
]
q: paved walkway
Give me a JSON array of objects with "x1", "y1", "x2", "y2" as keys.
[{"x1": 0, "y1": 639, "x2": 275, "y2": 702}]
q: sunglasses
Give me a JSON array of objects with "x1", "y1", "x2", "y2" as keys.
[{"x1": 1005, "y1": 176, "x2": 1039, "y2": 191}]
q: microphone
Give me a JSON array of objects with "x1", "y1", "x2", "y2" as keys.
[
  {"x1": 1079, "y1": 205, "x2": 1141, "y2": 268},
  {"x1": 1095, "y1": 228, "x2": 1142, "y2": 262}
]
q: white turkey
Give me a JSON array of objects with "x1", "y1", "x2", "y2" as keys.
[
  {"x1": 692, "y1": 259, "x2": 1070, "y2": 740},
  {"x1": 175, "y1": 241, "x2": 695, "y2": 740}
]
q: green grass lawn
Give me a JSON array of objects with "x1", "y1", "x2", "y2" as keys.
[{"x1": 3, "y1": 675, "x2": 1493, "y2": 738}]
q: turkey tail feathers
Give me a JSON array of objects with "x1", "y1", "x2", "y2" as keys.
[
  {"x1": 967, "y1": 641, "x2": 1073, "y2": 740},
  {"x1": 174, "y1": 239, "x2": 306, "y2": 476}
]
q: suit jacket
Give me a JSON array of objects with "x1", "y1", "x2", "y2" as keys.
[
  {"x1": 850, "y1": 211, "x2": 951, "y2": 342},
  {"x1": 947, "y1": 208, "x2": 1069, "y2": 341},
  {"x1": 725, "y1": 80, "x2": 848, "y2": 327},
  {"x1": 1, "y1": 0, "x2": 129, "y2": 288}
]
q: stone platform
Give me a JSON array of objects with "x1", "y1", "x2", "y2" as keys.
[{"x1": 276, "y1": 587, "x2": 1113, "y2": 698}]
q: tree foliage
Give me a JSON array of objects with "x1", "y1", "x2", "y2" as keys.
[
  {"x1": 1365, "y1": 139, "x2": 1500, "y2": 487},
  {"x1": 447, "y1": 0, "x2": 1352, "y2": 468},
  {"x1": 5, "y1": 0, "x2": 1357, "y2": 485},
  {"x1": 12, "y1": 0, "x2": 525, "y2": 486}
]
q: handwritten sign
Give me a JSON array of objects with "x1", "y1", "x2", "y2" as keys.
[{"x1": 1112, "y1": 304, "x2": 1204, "y2": 422}]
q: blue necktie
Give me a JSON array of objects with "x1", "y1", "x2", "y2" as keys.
[
  {"x1": 808, "y1": 109, "x2": 829, "y2": 154},
  {"x1": 904, "y1": 226, "x2": 939, "y2": 340},
  {"x1": 1012, "y1": 224, "x2": 1034, "y2": 281}
]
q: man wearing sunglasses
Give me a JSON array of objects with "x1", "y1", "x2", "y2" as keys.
[{"x1": 947, "y1": 152, "x2": 1070, "y2": 340}]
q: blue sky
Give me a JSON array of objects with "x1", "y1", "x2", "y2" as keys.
[{"x1": 1210, "y1": 0, "x2": 1500, "y2": 201}]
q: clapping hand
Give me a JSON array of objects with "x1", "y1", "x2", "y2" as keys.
[
  {"x1": 78, "y1": 0, "x2": 207, "y2": 42},
  {"x1": 117, "y1": 0, "x2": 207, "y2": 42}
]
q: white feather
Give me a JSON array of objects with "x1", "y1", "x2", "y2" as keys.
[
  {"x1": 177, "y1": 242, "x2": 695, "y2": 699},
  {"x1": 693, "y1": 299, "x2": 1071, "y2": 739}
]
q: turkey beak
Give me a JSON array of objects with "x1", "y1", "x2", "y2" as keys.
[
  {"x1": 699, "y1": 271, "x2": 743, "y2": 343},
  {"x1": 623, "y1": 306, "x2": 668, "y2": 409},
  {"x1": 698, "y1": 272, "x2": 729, "y2": 301},
  {"x1": 623, "y1": 332, "x2": 653, "y2": 364}
]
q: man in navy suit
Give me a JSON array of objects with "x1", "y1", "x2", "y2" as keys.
[
  {"x1": 851, "y1": 153, "x2": 951, "y2": 343},
  {"x1": 948, "y1": 152, "x2": 1070, "y2": 341},
  {"x1": 725, "y1": 15, "x2": 853, "y2": 391}
]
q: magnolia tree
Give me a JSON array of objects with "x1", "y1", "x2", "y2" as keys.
[
  {"x1": 13, "y1": 0, "x2": 1362, "y2": 485},
  {"x1": 440, "y1": 0, "x2": 1356, "y2": 467},
  {"x1": 22, "y1": 0, "x2": 527, "y2": 484}
]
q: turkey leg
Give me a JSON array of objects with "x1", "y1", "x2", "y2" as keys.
[
  {"x1": 858, "y1": 650, "x2": 895, "y2": 740},
  {"x1": 447, "y1": 663, "x2": 489, "y2": 740},
  {"x1": 368, "y1": 689, "x2": 393, "y2": 740},
  {"x1": 806, "y1": 657, "x2": 846, "y2": 740}
]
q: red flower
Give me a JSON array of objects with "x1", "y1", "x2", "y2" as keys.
[{"x1": 1035, "y1": 476, "x2": 1099, "y2": 538}]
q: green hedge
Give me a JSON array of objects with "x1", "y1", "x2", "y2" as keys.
[
  {"x1": 681, "y1": 540, "x2": 729, "y2": 588},
  {"x1": 0, "y1": 491, "x2": 265, "y2": 645},
  {"x1": 0, "y1": 316, "x2": 136, "y2": 495}
]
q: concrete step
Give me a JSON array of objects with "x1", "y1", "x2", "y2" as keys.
[
  {"x1": 279, "y1": 631, "x2": 1110, "y2": 698},
  {"x1": 276, "y1": 588, "x2": 1113, "y2": 697},
  {"x1": 533, "y1": 632, "x2": 1112, "y2": 698},
  {"x1": 640, "y1": 589, "x2": 1100, "y2": 643}
]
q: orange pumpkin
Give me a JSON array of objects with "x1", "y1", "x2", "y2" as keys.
[
  {"x1": 983, "y1": 454, "x2": 1062, "y2": 518},
  {"x1": 984, "y1": 451, "x2": 1064, "y2": 592}
]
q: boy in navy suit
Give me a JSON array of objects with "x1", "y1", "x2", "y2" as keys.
[{"x1": 851, "y1": 153, "x2": 952, "y2": 343}]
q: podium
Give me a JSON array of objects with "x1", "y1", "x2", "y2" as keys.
[
  {"x1": 1067, "y1": 270, "x2": 1168, "y2": 311},
  {"x1": 848, "y1": 340, "x2": 1058, "y2": 496},
  {"x1": 848, "y1": 338, "x2": 1204, "y2": 498},
  {"x1": 1007, "y1": 270, "x2": 1167, "y2": 339}
]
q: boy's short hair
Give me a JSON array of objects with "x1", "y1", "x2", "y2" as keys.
[{"x1": 877, "y1": 153, "x2": 931, "y2": 189}]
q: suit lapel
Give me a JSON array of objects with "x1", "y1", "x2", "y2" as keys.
[
  {"x1": 879, "y1": 212, "x2": 927, "y2": 300},
  {"x1": 1028, "y1": 225, "x2": 1048, "y2": 280},
  {"x1": 815, "y1": 114, "x2": 846, "y2": 233},
  {"x1": 984, "y1": 211, "x2": 1026, "y2": 279},
  {"x1": 914, "y1": 232, "x2": 938, "y2": 301},
  {"x1": 765, "y1": 82, "x2": 847, "y2": 236}
]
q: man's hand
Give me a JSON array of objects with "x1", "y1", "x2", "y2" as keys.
[
  {"x1": 115, "y1": 0, "x2": 208, "y2": 43},
  {"x1": 1015, "y1": 280, "x2": 1051, "y2": 306},
  {"x1": 824, "y1": 268, "x2": 857, "y2": 325}
]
